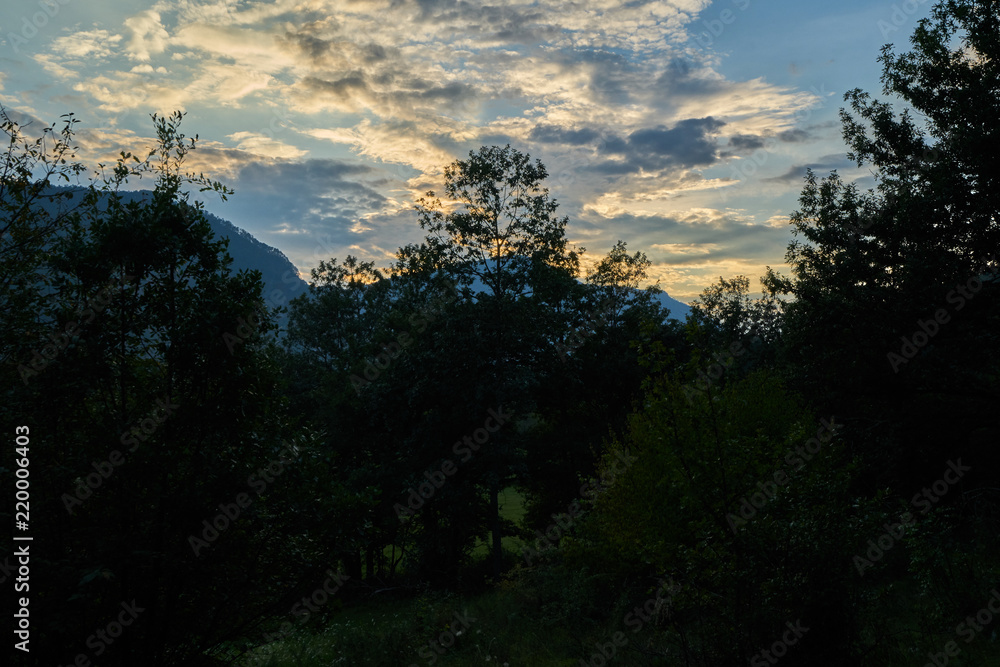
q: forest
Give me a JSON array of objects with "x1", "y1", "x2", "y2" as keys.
[{"x1": 1, "y1": 2, "x2": 998, "y2": 665}]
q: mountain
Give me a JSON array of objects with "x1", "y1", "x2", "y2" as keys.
[
  {"x1": 28, "y1": 186, "x2": 309, "y2": 319},
  {"x1": 24, "y1": 187, "x2": 690, "y2": 325},
  {"x1": 653, "y1": 290, "x2": 691, "y2": 321},
  {"x1": 199, "y1": 208, "x2": 309, "y2": 313},
  {"x1": 457, "y1": 269, "x2": 691, "y2": 322}
]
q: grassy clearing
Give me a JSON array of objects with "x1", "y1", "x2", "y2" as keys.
[{"x1": 471, "y1": 486, "x2": 529, "y2": 558}]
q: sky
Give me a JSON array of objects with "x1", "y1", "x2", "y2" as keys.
[{"x1": 0, "y1": 0, "x2": 937, "y2": 303}]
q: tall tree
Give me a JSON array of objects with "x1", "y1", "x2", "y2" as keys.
[
  {"x1": 409, "y1": 144, "x2": 581, "y2": 577},
  {"x1": 1, "y1": 111, "x2": 308, "y2": 665},
  {"x1": 1, "y1": 107, "x2": 90, "y2": 371},
  {"x1": 522, "y1": 240, "x2": 680, "y2": 526},
  {"x1": 779, "y1": 0, "x2": 1000, "y2": 486}
]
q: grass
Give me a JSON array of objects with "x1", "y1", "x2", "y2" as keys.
[
  {"x1": 239, "y1": 579, "x2": 584, "y2": 667},
  {"x1": 470, "y1": 486, "x2": 528, "y2": 558},
  {"x1": 378, "y1": 487, "x2": 529, "y2": 571},
  {"x1": 237, "y1": 483, "x2": 1000, "y2": 666},
  {"x1": 240, "y1": 487, "x2": 598, "y2": 667}
]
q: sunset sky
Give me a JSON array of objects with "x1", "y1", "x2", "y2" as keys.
[{"x1": 1, "y1": 0, "x2": 934, "y2": 302}]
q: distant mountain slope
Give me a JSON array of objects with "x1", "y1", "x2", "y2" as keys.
[
  {"x1": 457, "y1": 269, "x2": 690, "y2": 322},
  {"x1": 30, "y1": 186, "x2": 309, "y2": 314},
  {"x1": 653, "y1": 290, "x2": 691, "y2": 321},
  {"x1": 199, "y1": 208, "x2": 308, "y2": 311},
  {"x1": 25, "y1": 187, "x2": 690, "y2": 324}
]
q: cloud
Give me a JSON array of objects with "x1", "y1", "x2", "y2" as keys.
[
  {"x1": 172, "y1": 23, "x2": 298, "y2": 72},
  {"x1": 227, "y1": 131, "x2": 307, "y2": 159},
  {"x1": 33, "y1": 30, "x2": 124, "y2": 80},
  {"x1": 628, "y1": 118, "x2": 725, "y2": 168},
  {"x1": 569, "y1": 206, "x2": 788, "y2": 300},
  {"x1": 124, "y1": 10, "x2": 170, "y2": 62},
  {"x1": 52, "y1": 30, "x2": 123, "y2": 59},
  {"x1": 305, "y1": 119, "x2": 469, "y2": 177},
  {"x1": 727, "y1": 134, "x2": 766, "y2": 152},
  {"x1": 208, "y1": 157, "x2": 406, "y2": 268},
  {"x1": 651, "y1": 242, "x2": 720, "y2": 254},
  {"x1": 292, "y1": 72, "x2": 480, "y2": 119},
  {"x1": 777, "y1": 128, "x2": 810, "y2": 142},
  {"x1": 187, "y1": 63, "x2": 273, "y2": 106},
  {"x1": 72, "y1": 73, "x2": 190, "y2": 113},
  {"x1": 576, "y1": 117, "x2": 726, "y2": 178},
  {"x1": 763, "y1": 154, "x2": 856, "y2": 183},
  {"x1": 33, "y1": 54, "x2": 77, "y2": 80},
  {"x1": 13, "y1": 0, "x2": 856, "y2": 296},
  {"x1": 528, "y1": 124, "x2": 604, "y2": 146},
  {"x1": 0, "y1": 108, "x2": 49, "y2": 140}
]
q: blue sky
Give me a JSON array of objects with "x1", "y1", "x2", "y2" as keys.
[{"x1": 0, "y1": 0, "x2": 936, "y2": 302}]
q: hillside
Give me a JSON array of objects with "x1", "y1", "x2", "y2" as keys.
[{"x1": 32, "y1": 186, "x2": 309, "y2": 317}]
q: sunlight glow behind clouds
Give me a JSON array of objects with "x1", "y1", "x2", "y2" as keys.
[{"x1": 0, "y1": 0, "x2": 905, "y2": 301}]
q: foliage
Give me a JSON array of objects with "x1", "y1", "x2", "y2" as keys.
[
  {"x1": 0, "y1": 110, "x2": 317, "y2": 666},
  {"x1": 4, "y1": 5, "x2": 1000, "y2": 663},
  {"x1": 776, "y1": 0, "x2": 1000, "y2": 493},
  {"x1": 568, "y1": 367, "x2": 879, "y2": 664}
]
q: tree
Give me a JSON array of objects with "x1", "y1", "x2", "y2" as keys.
[
  {"x1": 1, "y1": 111, "x2": 312, "y2": 665},
  {"x1": 687, "y1": 270, "x2": 787, "y2": 376},
  {"x1": 690, "y1": 273, "x2": 785, "y2": 343},
  {"x1": 407, "y1": 144, "x2": 581, "y2": 577},
  {"x1": 767, "y1": 11, "x2": 1000, "y2": 659},
  {"x1": 780, "y1": 0, "x2": 1000, "y2": 486},
  {"x1": 1, "y1": 107, "x2": 91, "y2": 371},
  {"x1": 283, "y1": 255, "x2": 415, "y2": 584},
  {"x1": 521, "y1": 240, "x2": 681, "y2": 528},
  {"x1": 585, "y1": 239, "x2": 659, "y2": 325},
  {"x1": 571, "y1": 368, "x2": 875, "y2": 664},
  {"x1": 414, "y1": 144, "x2": 580, "y2": 300}
]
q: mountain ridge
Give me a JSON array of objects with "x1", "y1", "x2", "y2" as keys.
[{"x1": 28, "y1": 186, "x2": 690, "y2": 321}]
